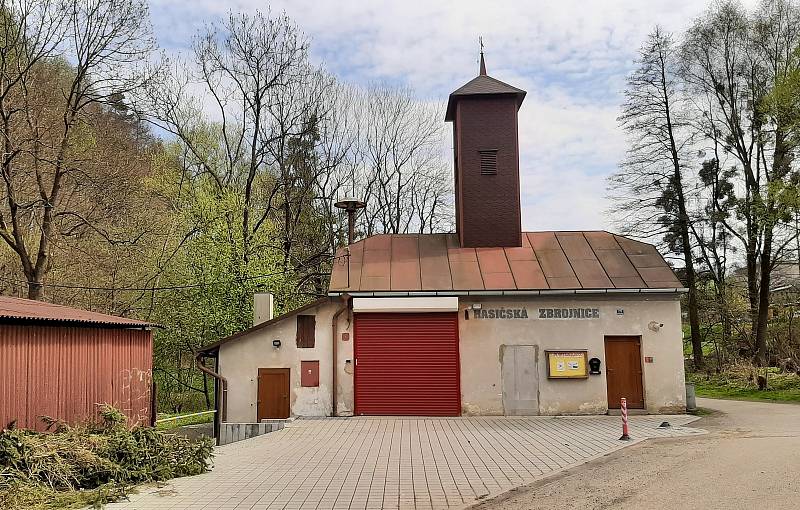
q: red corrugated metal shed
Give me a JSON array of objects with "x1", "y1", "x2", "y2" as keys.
[
  {"x1": 0, "y1": 297, "x2": 153, "y2": 430},
  {"x1": 329, "y1": 231, "x2": 684, "y2": 293}
]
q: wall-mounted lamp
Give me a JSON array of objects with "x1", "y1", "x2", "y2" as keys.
[{"x1": 272, "y1": 339, "x2": 282, "y2": 348}]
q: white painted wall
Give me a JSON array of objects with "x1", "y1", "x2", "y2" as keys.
[
  {"x1": 458, "y1": 295, "x2": 686, "y2": 415},
  {"x1": 218, "y1": 294, "x2": 685, "y2": 421},
  {"x1": 218, "y1": 299, "x2": 354, "y2": 422}
]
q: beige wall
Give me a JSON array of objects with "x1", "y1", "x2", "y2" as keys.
[
  {"x1": 458, "y1": 295, "x2": 686, "y2": 415},
  {"x1": 218, "y1": 294, "x2": 685, "y2": 421},
  {"x1": 219, "y1": 299, "x2": 354, "y2": 422}
]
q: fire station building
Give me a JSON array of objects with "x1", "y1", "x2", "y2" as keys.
[{"x1": 199, "y1": 55, "x2": 687, "y2": 423}]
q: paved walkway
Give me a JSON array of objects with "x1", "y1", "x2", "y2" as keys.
[{"x1": 108, "y1": 415, "x2": 703, "y2": 510}]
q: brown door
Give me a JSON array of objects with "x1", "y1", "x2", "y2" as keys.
[
  {"x1": 604, "y1": 336, "x2": 644, "y2": 409},
  {"x1": 257, "y1": 368, "x2": 290, "y2": 419}
]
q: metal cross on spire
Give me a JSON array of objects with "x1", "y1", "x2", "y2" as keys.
[{"x1": 479, "y1": 36, "x2": 487, "y2": 75}]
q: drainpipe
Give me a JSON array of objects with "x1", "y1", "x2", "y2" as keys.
[
  {"x1": 195, "y1": 351, "x2": 228, "y2": 423},
  {"x1": 331, "y1": 294, "x2": 351, "y2": 417}
]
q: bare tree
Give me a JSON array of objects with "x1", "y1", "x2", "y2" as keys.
[
  {"x1": 610, "y1": 27, "x2": 705, "y2": 367},
  {"x1": 261, "y1": 66, "x2": 334, "y2": 270},
  {"x1": 0, "y1": 0, "x2": 156, "y2": 299},
  {"x1": 356, "y1": 86, "x2": 451, "y2": 236},
  {"x1": 308, "y1": 81, "x2": 361, "y2": 271},
  {"x1": 681, "y1": 0, "x2": 800, "y2": 364},
  {"x1": 144, "y1": 12, "x2": 452, "y2": 306},
  {"x1": 147, "y1": 11, "x2": 312, "y2": 263}
]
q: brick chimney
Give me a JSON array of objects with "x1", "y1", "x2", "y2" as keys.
[{"x1": 445, "y1": 51, "x2": 526, "y2": 248}]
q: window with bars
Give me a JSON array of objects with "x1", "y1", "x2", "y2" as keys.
[
  {"x1": 479, "y1": 149, "x2": 498, "y2": 175},
  {"x1": 296, "y1": 315, "x2": 316, "y2": 348}
]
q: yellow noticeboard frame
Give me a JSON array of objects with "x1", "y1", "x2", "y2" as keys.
[{"x1": 545, "y1": 350, "x2": 589, "y2": 379}]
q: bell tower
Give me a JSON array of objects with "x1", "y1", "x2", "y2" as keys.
[{"x1": 445, "y1": 47, "x2": 526, "y2": 248}]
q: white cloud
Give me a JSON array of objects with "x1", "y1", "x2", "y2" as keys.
[
  {"x1": 147, "y1": 0, "x2": 759, "y2": 232},
  {"x1": 516, "y1": 86, "x2": 622, "y2": 231}
]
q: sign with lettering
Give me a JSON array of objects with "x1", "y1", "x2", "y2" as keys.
[
  {"x1": 538, "y1": 308, "x2": 600, "y2": 319},
  {"x1": 546, "y1": 350, "x2": 589, "y2": 379},
  {"x1": 466, "y1": 307, "x2": 600, "y2": 320},
  {"x1": 472, "y1": 308, "x2": 528, "y2": 319}
]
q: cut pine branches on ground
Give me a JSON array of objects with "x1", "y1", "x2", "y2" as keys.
[{"x1": 0, "y1": 405, "x2": 213, "y2": 510}]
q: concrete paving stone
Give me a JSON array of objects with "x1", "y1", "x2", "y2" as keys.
[{"x1": 105, "y1": 415, "x2": 703, "y2": 510}]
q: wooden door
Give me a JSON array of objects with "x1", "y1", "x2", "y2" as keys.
[
  {"x1": 257, "y1": 368, "x2": 290, "y2": 420},
  {"x1": 604, "y1": 336, "x2": 644, "y2": 409}
]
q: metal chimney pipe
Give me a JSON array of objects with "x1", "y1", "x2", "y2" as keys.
[
  {"x1": 346, "y1": 209, "x2": 356, "y2": 245},
  {"x1": 334, "y1": 198, "x2": 366, "y2": 245}
]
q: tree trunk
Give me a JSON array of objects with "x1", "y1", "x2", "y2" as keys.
[
  {"x1": 27, "y1": 280, "x2": 44, "y2": 300},
  {"x1": 686, "y1": 270, "x2": 704, "y2": 368},
  {"x1": 746, "y1": 249, "x2": 759, "y2": 353},
  {"x1": 677, "y1": 200, "x2": 703, "y2": 368},
  {"x1": 719, "y1": 290, "x2": 731, "y2": 366},
  {"x1": 676, "y1": 181, "x2": 703, "y2": 368},
  {"x1": 754, "y1": 237, "x2": 772, "y2": 366}
]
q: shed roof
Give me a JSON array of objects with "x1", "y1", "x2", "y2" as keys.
[
  {"x1": 329, "y1": 232, "x2": 684, "y2": 294},
  {"x1": 0, "y1": 296, "x2": 156, "y2": 328}
]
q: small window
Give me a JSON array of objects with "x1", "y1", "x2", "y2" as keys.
[
  {"x1": 479, "y1": 149, "x2": 498, "y2": 175},
  {"x1": 296, "y1": 315, "x2": 316, "y2": 348}
]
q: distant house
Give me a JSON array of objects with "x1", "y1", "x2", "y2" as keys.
[
  {"x1": 0, "y1": 296, "x2": 156, "y2": 430},
  {"x1": 732, "y1": 261, "x2": 800, "y2": 294},
  {"x1": 767, "y1": 261, "x2": 800, "y2": 293},
  {"x1": 729, "y1": 262, "x2": 800, "y2": 318}
]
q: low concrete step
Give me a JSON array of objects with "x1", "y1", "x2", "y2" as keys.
[
  {"x1": 260, "y1": 417, "x2": 295, "y2": 424},
  {"x1": 219, "y1": 421, "x2": 285, "y2": 446}
]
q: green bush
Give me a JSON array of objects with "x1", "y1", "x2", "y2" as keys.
[{"x1": 0, "y1": 404, "x2": 213, "y2": 509}]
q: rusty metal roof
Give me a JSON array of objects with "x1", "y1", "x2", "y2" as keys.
[
  {"x1": 329, "y1": 232, "x2": 684, "y2": 294},
  {"x1": 0, "y1": 296, "x2": 156, "y2": 328}
]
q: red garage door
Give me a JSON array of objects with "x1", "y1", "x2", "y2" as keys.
[{"x1": 354, "y1": 312, "x2": 460, "y2": 416}]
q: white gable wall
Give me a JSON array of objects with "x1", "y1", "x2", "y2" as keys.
[{"x1": 218, "y1": 299, "x2": 354, "y2": 422}]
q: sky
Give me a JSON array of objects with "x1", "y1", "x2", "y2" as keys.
[{"x1": 147, "y1": 0, "x2": 756, "y2": 232}]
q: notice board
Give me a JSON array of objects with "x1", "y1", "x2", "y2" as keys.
[{"x1": 545, "y1": 350, "x2": 588, "y2": 379}]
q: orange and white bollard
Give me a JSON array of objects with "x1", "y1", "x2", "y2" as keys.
[{"x1": 619, "y1": 397, "x2": 631, "y2": 440}]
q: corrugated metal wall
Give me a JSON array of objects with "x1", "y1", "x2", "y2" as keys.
[{"x1": 0, "y1": 324, "x2": 153, "y2": 430}]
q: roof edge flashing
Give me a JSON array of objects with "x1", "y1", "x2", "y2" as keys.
[{"x1": 331, "y1": 288, "x2": 684, "y2": 297}]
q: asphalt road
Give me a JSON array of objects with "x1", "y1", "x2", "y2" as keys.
[{"x1": 471, "y1": 398, "x2": 800, "y2": 510}]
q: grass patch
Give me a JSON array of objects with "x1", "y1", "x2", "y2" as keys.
[
  {"x1": 0, "y1": 405, "x2": 213, "y2": 509},
  {"x1": 155, "y1": 412, "x2": 214, "y2": 430},
  {"x1": 687, "y1": 365, "x2": 800, "y2": 403}
]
